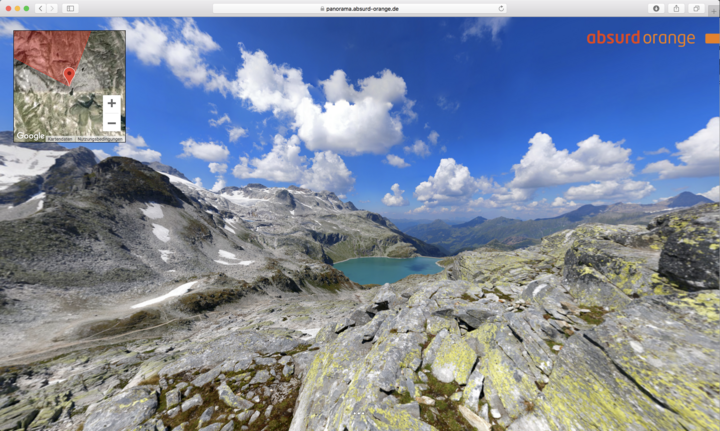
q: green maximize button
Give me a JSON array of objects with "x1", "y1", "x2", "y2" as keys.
[{"x1": 24, "y1": 6, "x2": 29, "y2": 11}]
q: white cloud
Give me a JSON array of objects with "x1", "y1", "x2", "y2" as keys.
[
  {"x1": 209, "y1": 113, "x2": 231, "y2": 127},
  {"x1": 440, "y1": 145, "x2": 447, "y2": 153},
  {"x1": 404, "y1": 140, "x2": 431, "y2": 158},
  {"x1": 491, "y1": 187, "x2": 535, "y2": 203},
  {"x1": 300, "y1": 151, "x2": 355, "y2": 194},
  {"x1": 211, "y1": 177, "x2": 226, "y2": 192},
  {"x1": 297, "y1": 69, "x2": 412, "y2": 155},
  {"x1": 179, "y1": 138, "x2": 229, "y2": 162},
  {"x1": 699, "y1": 185, "x2": 720, "y2": 202},
  {"x1": 508, "y1": 132, "x2": 634, "y2": 189},
  {"x1": 109, "y1": 18, "x2": 227, "y2": 91},
  {"x1": 208, "y1": 103, "x2": 218, "y2": 115},
  {"x1": 208, "y1": 162, "x2": 227, "y2": 174},
  {"x1": 564, "y1": 179, "x2": 655, "y2": 202},
  {"x1": 424, "y1": 123, "x2": 430, "y2": 129},
  {"x1": 0, "y1": 19, "x2": 27, "y2": 38},
  {"x1": 232, "y1": 134, "x2": 354, "y2": 194},
  {"x1": 437, "y1": 96, "x2": 460, "y2": 113},
  {"x1": 114, "y1": 21, "x2": 416, "y2": 157},
  {"x1": 644, "y1": 147, "x2": 670, "y2": 156},
  {"x1": 382, "y1": 183, "x2": 409, "y2": 207},
  {"x1": 428, "y1": 130, "x2": 439, "y2": 145},
  {"x1": 642, "y1": 117, "x2": 720, "y2": 179},
  {"x1": 551, "y1": 197, "x2": 577, "y2": 207},
  {"x1": 228, "y1": 126, "x2": 248, "y2": 143},
  {"x1": 233, "y1": 134, "x2": 306, "y2": 183},
  {"x1": 92, "y1": 149, "x2": 112, "y2": 161},
  {"x1": 384, "y1": 154, "x2": 410, "y2": 168},
  {"x1": 114, "y1": 134, "x2": 162, "y2": 163},
  {"x1": 462, "y1": 17, "x2": 510, "y2": 42},
  {"x1": 193, "y1": 177, "x2": 203, "y2": 187},
  {"x1": 414, "y1": 158, "x2": 498, "y2": 207}
]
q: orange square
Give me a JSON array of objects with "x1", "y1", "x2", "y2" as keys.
[{"x1": 706, "y1": 34, "x2": 720, "y2": 44}]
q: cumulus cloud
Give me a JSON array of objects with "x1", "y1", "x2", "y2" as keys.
[
  {"x1": 699, "y1": 185, "x2": 720, "y2": 202},
  {"x1": 508, "y1": 132, "x2": 634, "y2": 189},
  {"x1": 209, "y1": 113, "x2": 231, "y2": 127},
  {"x1": 114, "y1": 20, "x2": 417, "y2": 157},
  {"x1": 564, "y1": 179, "x2": 655, "y2": 202},
  {"x1": 437, "y1": 96, "x2": 460, "y2": 113},
  {"x1": 414, "y1": 158, "x2": 499, "y2": 207},
  {"x1": 208, "y1": 162, "x2": 227, "y2": 174},
  {"x1": 233, "y1": 134, "x2": 306, "y2": 183},
  {"x1": 109, "y1": 18, "x2": 227, "y2": 91},
  {"x1": 232, "y1": 134, "x2": 355, "y2": 194},
  {"x1": 642, "y1": 117, "x2": 720, "y2": 179},
  {"x1": 428, "y1": 130, "x2": 439, "y2": 145},
  {"x1": 404, "y1": 140, "x2": 431, "y2": 158},
  {"x1": 440, "y1": 145, "x2": 447, "y2": 153},
  {"x1": 228, "y1": 126, "x2": 248, "y2": 143},
  {"x1": 92, "y1": 149, "x2": 112, "y2": 161},
  {"x1": 0, "y1": 18, "x2": 27, "y2": 37},
  {"x1": 551, "y1": 197, "x2": 577, "y2": 207},
  {"x1": 300, "y1": 151, "x2": 355, "y2": 194},
  {"x1": 193, "y1": 177, "x2": 203, "y2": 187},
  {"x1": 382, "y1": 183, "x2": 409, "y2": 207},
  {"x1": 179, "y1": 138, "x2": 229, "y2": 162},
  {"x1": 211, "y1": 177, "x2": 226, "y2": 192},
  {"x1": 114, "y1": 134, "x2": 162, "y2": 163},
  {"x1": 462, "y1": 17, "x2": 510, "y2": 42},
  {"x1": 644, "y1": 147, "x2": 670, "y2": 156},
  {"x1": 384, "y1": 154, "x2": 410, "y2": 168}
]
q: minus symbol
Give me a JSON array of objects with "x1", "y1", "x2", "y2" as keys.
[{"x1": 108, "y1": 122, "x2": 116, "y2": 124}]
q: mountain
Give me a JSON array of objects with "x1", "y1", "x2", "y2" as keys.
[
  {"x1": 143, "y1": 161, "x2": 191, "y2": 181},
  {"x1": 0, "y1": 146, "x2": 443, "y2": 360},
  {"x1": 667, "y1": 191, "x2": 713, "y2": 207},
  {"x1": 404, "y1": 193, "x2": 715, "y2": 254}
]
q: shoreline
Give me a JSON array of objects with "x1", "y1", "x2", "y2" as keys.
[{"x1": 332, "y1": 255, "x2": 443, "y2": 265}]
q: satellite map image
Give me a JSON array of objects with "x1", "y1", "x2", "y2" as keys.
[{"x1": 13, "y1": 30, "x2": 126, "y2": 143}]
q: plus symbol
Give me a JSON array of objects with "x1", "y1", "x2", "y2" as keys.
[{"x1": 108, "y1": 99, "x2": 116, "y2": 108}]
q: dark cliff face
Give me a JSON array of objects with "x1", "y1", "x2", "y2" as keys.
[{"x1": 83, "y1": 157, "x2": 190, "y2": 207}]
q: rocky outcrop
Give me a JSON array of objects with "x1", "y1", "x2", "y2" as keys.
[{"x1": 0, "y1": 203, "x2": 716, "y2": 431}]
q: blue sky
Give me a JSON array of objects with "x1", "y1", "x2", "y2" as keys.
[{"x1": 1, "y1": 17, "x2": 718, "y2": 220}]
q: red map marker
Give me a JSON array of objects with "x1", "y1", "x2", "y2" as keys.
[{"x1": 64, "y1": 67, "x2": 76, "y2": 86}]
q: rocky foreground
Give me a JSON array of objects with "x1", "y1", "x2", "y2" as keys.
[{"x1": 1, "y1": 203, "x2": 718, "y2": 431}]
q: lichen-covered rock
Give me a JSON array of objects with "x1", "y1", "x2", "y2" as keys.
[
  {"x1": 217, "y1": 382, "x2": 253, "y2": 410},
  {"x1": 563, "y1": 237, "x2": 679, "y2": 310},
  {"x1": 84, "y1": 386, "x2": 158, "y2": 431},
  {"x1": 181, "y1": 394, "x2": 202, "y2": 412},
  {"x1": 425, "y1": 315, "x2": 459, "y2": 335},
  {"x1": 655, "y1": 203, "x2": 719, "y2": 290},
  {"x1": 462, "y1": 370, "x2": 485, "y2": 412},
  {"x1": 431, "y1": 333, "x2": 476, "y2": 384},
  {"x1": 537, "y1": 291, "x2": 720, "y2": 430}
]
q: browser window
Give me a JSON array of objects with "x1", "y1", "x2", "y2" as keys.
[{"x1": 0, "y1": 2, "x2": 718, "y2": 431}]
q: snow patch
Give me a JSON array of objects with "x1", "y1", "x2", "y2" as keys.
[
  {"x1": 218, "y1": 250, "x2": 238, "y2": 260},
  {"x1": 224, "y1": 225, "x2": 236, "y2": 234},
  {"x1": 0, "y1": 146, "x2": 66, "y2": 191},
  {"x1": 37, "y1": 199, "x2": 44, "y2": 211},
  {"x1": 299, "y1": 328, "x2": 321, "y2": 338},
  {"x1": 167, "y1": 270, "x2": 176, "y2": 273},
  {"x1": 131, "y1": 281, "x2": 198, "y2": 309},
  {"x1": 214, "y1": 260, "x2": 254, "y2": 266},
  {"x1": 159, "y1": 250, "x2": 174, "y2": 262},
  {"x1": 532, "y1": 284, "x2": 548, "y2": 297},
  {"x1": 152, "y1": 224, "x2": 170, "y2": 242},
  {"x1": 141, "y1": 203, "x2": 164, "y2": 219},
  {"x1": 290, "y1": 210, "x2": 295, "y2": 215}
]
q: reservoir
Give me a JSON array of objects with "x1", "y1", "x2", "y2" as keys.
[{"x1": 334, "y1": 256, "x2": 443, "y2": 285}]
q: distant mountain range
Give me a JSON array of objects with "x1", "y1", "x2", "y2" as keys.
[
  {"x1": 387, "y1": 217, "x2": 470, "y2": 231},
  {"x1": 403, "y1": 192, "x2": 714, "y2": 254}
]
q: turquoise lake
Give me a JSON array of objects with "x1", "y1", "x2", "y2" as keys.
[{"x1": 334, "y1": 256, "x2": 443, "y2": 285}]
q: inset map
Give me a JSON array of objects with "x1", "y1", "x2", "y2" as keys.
[{"x1": 13, "y1": 30, "x2": 126, "y2": 143}]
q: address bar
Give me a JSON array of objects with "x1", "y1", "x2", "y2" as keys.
[{"x1": 213, "y1": 4, "x2": 508, "y2": 14}]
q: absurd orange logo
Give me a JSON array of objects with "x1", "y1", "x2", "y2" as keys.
[{"x1": 587, "y1": 30, "x2": 696, "y2": 47}]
